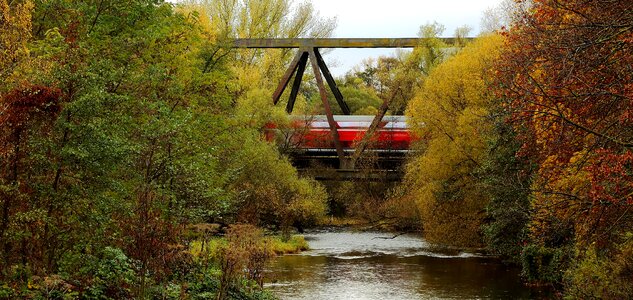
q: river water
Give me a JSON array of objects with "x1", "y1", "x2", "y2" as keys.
[{"x1": 265, "y1": 230, "x2": 545, "y2": 300}]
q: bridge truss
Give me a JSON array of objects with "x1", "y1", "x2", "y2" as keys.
[{"x1": 232, "y1": 38, "x2": 462, "y2": 170}]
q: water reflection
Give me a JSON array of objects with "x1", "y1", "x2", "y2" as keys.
[{"x1": 266, "y1": 231, "x2": 545, "y2": 300}]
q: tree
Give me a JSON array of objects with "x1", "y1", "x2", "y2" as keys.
[
  {"x1": 0, "y1": 85, "x2": 61, "y2": 276},
  {"x1": 1, "y1": 0, "x2": 329, "y2": 296},
  {"x1": 405, "y1": 34, "x2": 504, "y2": 247},
  {"x1": 191, "y1": 0, "x2": 336, "y2": 95},
  {"x1": 1, "y1": 0, "x2": 235, "y2": 290},
  {"x1": 480, "y1": 0, "x2": 530, "y2": 33},
  {"x1": 0, "y1": 0, "x2": 69, "y2": 277},
  {"x1": 497, "y1": 0, "x2": 633, "y2": 248},
  {"x1": 342, "y1": 22, "x2": 457, "y2": 116},
  {"x1": 0, "y1": 0, "x2": 34, "y2": 87},
  {"x1": 479, "y1": 110, "x2": 534, "y2": 262},
  {"x1": 310, "y1": 79, "x2": 383, "y2": 115},
  {"x1": 495, "y1": 0, "x2": 633, "y2": 292}
]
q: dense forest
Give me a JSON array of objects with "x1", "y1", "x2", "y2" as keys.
[
  {"x1": 406, "y1": 1, "x2": 633, "y2": 298},
  {"x1": 1, "y1": 0, "x2": 631, "y2": 299}
]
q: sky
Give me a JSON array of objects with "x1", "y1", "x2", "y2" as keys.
[
  {"x1": 169, "y1": 0, "x2": 505, "y2": 75},
  {"x1": 309, "y1": 0, "x2": 504, "y2": 75}
]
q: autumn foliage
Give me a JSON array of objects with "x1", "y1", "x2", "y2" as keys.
[
  {"x1": 492, "y1": 0, "x2": 633, "y2": 293},
  {"x1": 0, "y1": 85, "x2": 61, "y2": 272},
  {"x1": 406, "y1": 35, "x2": 504, "y2": 247},
  {"x1": 497, "y1": 0, "x2": 633, "y2": 247},
  {"x1": 0, "y1": 86, "x2": 61, "y2": 129},
  {"x1": 1, "y1": 0, "x2": 330, "y2": 298},
  {"x1": 402, "y1": 0, "x2": 633, "y2": 295},
  {"x1": 1, "y1": 0, "x2": 631, "y2": 298}
]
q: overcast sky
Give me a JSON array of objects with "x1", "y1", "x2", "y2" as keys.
[
  {"x1": 170, "y1": 0, "x2": 505, "y2": 75},
  {"x1": 311, "y1": 0, "x2": 504, "y2": 75}
]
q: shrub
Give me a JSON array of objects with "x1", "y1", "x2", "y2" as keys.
[
  {"x1": 521, "y1": 244, "x2": 571, "y2": 285},
  {"x1": 82, "y1": 247, "x2": 138, "y2": 299},
  {"x1": 216, "y1": 225, "x2": 273, "y2": 300},
  {"x1": 565, "y1": 238, "x2": 633, "y2": 299}
]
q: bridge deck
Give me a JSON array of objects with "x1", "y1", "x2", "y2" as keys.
[{"x1": 298, "y1": 168, "x2": 404, "y2": 182}]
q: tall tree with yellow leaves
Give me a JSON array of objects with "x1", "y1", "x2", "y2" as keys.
[
  {"x1": 405, "y1": 35, "x2": 504, "y2": 247},
  {"x1": 0, "y1": 0, "x2": 33, "y2": 89}
]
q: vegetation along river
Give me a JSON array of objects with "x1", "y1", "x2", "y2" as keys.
[{"x1": 266, "y1": 230, "x2": 547, "y2": 299}]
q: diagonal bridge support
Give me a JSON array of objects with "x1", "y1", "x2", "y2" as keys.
[
  {"x1": 267, "y1": 46, "x2": 351, "y2": 167},
  {"x1": 272, "y1": 48, "x2": 350, "y2": 116},
  {"x1": 233, "y1": 38, "x2": 467, "y2": 169}
]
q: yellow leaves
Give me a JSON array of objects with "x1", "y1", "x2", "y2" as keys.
[
  {"x1": 0, "y1": 0, "x2": 34, "y2": 90},
  {"x1": 404, "y1": 34, "x2": 504, "y2": 247},
  {"x1": 407, "y1": 35, "x2": 504, "y2": 177},
  {"x1": 529, "y1": 150, "x2": 593, "y2": 245},
  {"x1": 0, "y1": 0, "x2": 34, "y2": 59},
  {"x1": 175, "y1": 4, "x2": 217, "y2": 42},
  {"x1": 530, "y1": 101, "x2": 580, "y2": 152},
  {"x1": 287, "y1": 179, "x2": 328, "y2": 224},
  {"x1": 197, "y1": 0, "x2": 336, "y2": 95},
  {"x1": 561, "y1": 11, "x2": 580, "y2": 24},
  {"x1": 235, "y1": 87, "x2": 287, "y2": 128}
]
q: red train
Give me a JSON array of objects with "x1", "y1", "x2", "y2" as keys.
[{"x1": 265, "y1": 115, "x2": 415, "y2": 150}]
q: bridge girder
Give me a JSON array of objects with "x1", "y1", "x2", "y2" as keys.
[{"x1": 233, "y1": 38, "x2": 469, "y2": 48}]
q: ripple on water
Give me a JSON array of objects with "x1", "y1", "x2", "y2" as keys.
[
  {"x1": 266, "y1": 230, "x2": 548, "y2": 300},
  {"x1": 298, "y1": 231, "x2": 486, "y2": 259}
]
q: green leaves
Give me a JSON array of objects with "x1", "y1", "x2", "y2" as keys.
[{"x1": 0, "y1": 0, "x2": 332, "y2": 296}]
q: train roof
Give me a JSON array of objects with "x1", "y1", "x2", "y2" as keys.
[{"x1": 293, "y1": 115, "x2": 407, "y2": 122}]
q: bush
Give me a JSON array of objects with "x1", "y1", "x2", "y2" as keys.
[
  {"x1": 0, "y1": 285, "x2": 15, "y2": 299},
  {"x1": 216, "y1": 225, "x2": 274, "y2": 299},
  {"x1": 564, "y1": 238, "x2": 633, "y2": 299},
  {"x1": 267, "y1": 235, "x2": 309, "y2": 255},
  {"x1": 81, "y1": 247, "x2": 139, "y2": 299},
  {"x1": 521, "y1": 244, "x2": 571, "y2": 285},
  {"x1": 148, "y1": 282, "x2": 183, "y2": 300}
]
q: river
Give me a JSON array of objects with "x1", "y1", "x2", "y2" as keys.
[{"x1": 265, "y1": 230, "x2": 547, "y2": 300}]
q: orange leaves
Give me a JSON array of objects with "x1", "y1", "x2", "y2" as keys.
[
  {"x1": 497, "y1": 0, "x2": 633, "y2": 173},
  {"x1": 496, "y1": 0, "x2": 633, "y2": 252}
]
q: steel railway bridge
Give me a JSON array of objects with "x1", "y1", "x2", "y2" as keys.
[{"x1": 233, "y1": 38, "x2": 464, "y2": 180}]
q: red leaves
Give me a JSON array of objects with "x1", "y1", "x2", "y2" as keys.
[
  {"x1": 497, "y1": 0, "x2": 633, "y2": 167},
  {"x1": 495, "y1": 0, "x2": 633, "y2": 249},
  {"x1": 0, "y1": 85, "x2": 61, "y2": 162},
  {"x1": 1, "y1": 85, "x2": 62, "y2": 129},
  {"x1": 587, "y1": 150, "x2": 633, "y2": 205}
]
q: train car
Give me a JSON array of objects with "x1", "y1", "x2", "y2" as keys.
[{"x1": 265, "y1": 115, "x2": 415, "y2": 151}]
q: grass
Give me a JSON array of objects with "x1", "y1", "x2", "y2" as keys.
[
  {"x1": 266, "y1": 235, "x2": 309, "y2": 255},
  {"x1": 317, "y1": 215, "x2": 368, "y2": 227},
  {"x1": 189, "y1": 234, "x2": 309, "y2": 260},
  {"x1": 189, "y1": 238, "x2": 228, "y2": 260}
]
